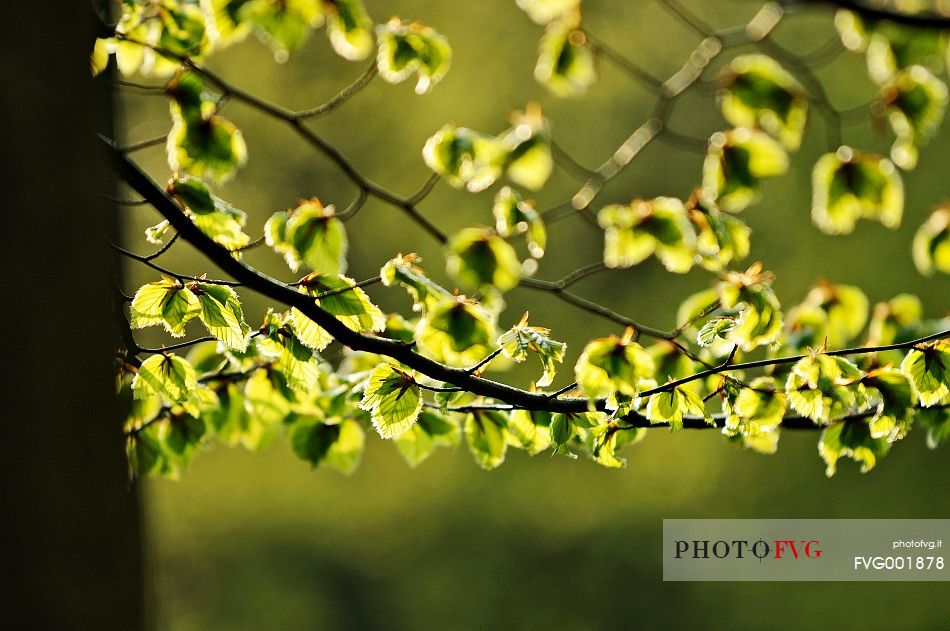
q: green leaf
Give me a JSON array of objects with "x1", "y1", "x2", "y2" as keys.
[
  {"x1": 811, "y1": 147, "x2": 904, "y2": 234},
  {"x1": 241, "y1": 0, "x2": 324, "y2": 61},
  {"x1": 819, "y1": 420, "x2": 889, "y2": 476},
  {"x1": 290, "y1": 419, "x2": 365, "y2": 474},
  {"x1": 689, "y1": 196, "x2": 751, "y2": 272},
  {"x1": 724, "y1": 376, "x2": 787, "y2": 436},
  {"x1": 645, "y1": 384, "x2": 709, "y2": 431},
  {"x1": 912, "y1": 206, "x2": 950, "y2": 276},
  {"x1": 786, "y1": 353, "x2": 866, "y2": 424},
  {"x1": 464, "y1": 411, "x2": 508, "y2": 469},
  {"x1": 324, "y1": 0, "x2": 373, "y2": 61},
  {"x1": 416, "y1": 296, "x2": 496, "y2": 367},
  {"x1": 380, "y1": 253, "x2": 453, "y2": 314},
  {"x1": 242, "y1": 369, "x2": 291, "y2": 448},
  {"x1": 422, "y1": 124, "x2": 505, "y2": 192},
  {"x1": 127, "y1": 411, "x2": 207, "y2": 479},
  {"x1": 493, "y1": 187, "x2": 547, "y2": 258},
  {"x1": 789, "y1": 282, "x2": 869, "y2": 348},
  {"x1": 703, "y1": 128, "x2": 788, "y2": 212},
  {"x1": 376, "y1": 18, "x2": 452, "y2": 94},
  {"x1": 720, "y1": 54, "x2": 808, "y2": 150},
  {"x1": 589, "y1": 421, "x2": 640, "y2": 468},
  {"x1": 575, "y1": 329, "x2": 655, "y2": 410},
  {"x1": 191, "y1": 283, "x2": 249, "y2": 351},
  {"x1": 257, "y1": 310, "x2": 322, "y2": 393},
  {"x1": 359, "y1": 363, "x2": 423, "y2": 438},
  {"x1": 716, "y1": 263, "x2": 784, "y2": 351},
  {"x1": 394, "y1": 410, "x2": 459, "y2": 467},
  {"x1": 446, "y1": 228, "x2": 522, "y2": 293},
  {"x1": 497, "y1": 312, "x2": 566, "y2": 387},
  {"x1": 868, "y1": 293, "x2": 923, "y2": 345},
  {"x1": 534, "y1": 18, "x2": 596, "y2": 97},
  {"x1": 697, "y1": 317, "x2": 736, "y2": 347},
  {"x1": 130, "y1": 276, "x2": 200, "y2": 337},
  {"x1": 167, "y1": 177, "x2": 253, "y2": 251},
  {"x1": 132, "y1": 353, "x2": 201, "y2": 416},
  {"x1": 516, "y1": 0, "x2": 581, "y2": 25},
  {"x1": 289, "y1": 272, "x2": 386, "y2": 351},
  {"x1": 881, "y1": 66, "x2": 948, "y2": 170},
  {"x1": 497, "y1": 103, "x2": 553, "y2": 190},
  {"x1": 167, "y1": 72, "x2": 247, "y2": 183},
  {"x1": 918, "y1": 403, "x2": 950, "y2": 449},
  {"x1": 507, "y1": 410, "x2": 552, "y2": 455},
  {"x1": 264, "y1": 199, "x2": 348, "y2": 274},
  {"x1": 900, "y1": 340, "x2": 950, "y2": 406},
  {"x1": 862, "y1": 367, "x2": 915, "y2": 441},
  {"x1": 598, "y1": 197, "x2": 696, "y2": 272}
]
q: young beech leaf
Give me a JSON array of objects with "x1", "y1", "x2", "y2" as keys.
[
  {"x1": 507, "y1": 410, "x2": 552, "y2": 455},
  {"x1": 918, "y1": 402, "x2": 950, "y2": 449},
  {"x1": 719, "y1": 54, "x2": 808, "y2": 150},
  {"x1": 130, "y1": 276, "x2": 200, "y2": 337},
  {"x1": 145, "y1": 219, "x2": 172, "y2": 244},
  {"x1": 290, "y1": 419, "x2": 365, "y2": 474},
  {"x1": 323, "y1": 0, "x2": 373, "y2": 61},
  {"x1": 589, "y1": 421, "x2": 643, "y2": 468},
  {"x1": 464, "y1": 411, "x2": 508, "y2": 470},
  {"x1": 240, "y1": 0, "x2": 325, "y2": 61},
  {"x1": 497, "y1": 312, "x2": 566, "y2": 387},
  {"x1": 497, "y1": 103, "x2": 553, "y2": 191},
  {"x1": 819, "y1": 420, "x2": 890, "y2": 476},
  {"x1": 380, "y1": 253, "x2": 453, "y2": 313},
  {"x1": 900, "y1": 340, "x2": 950, "y2": 406},
  {"x1": 242, "y1": 369, "x2": 291, "y2": 448},
  {"x1": 786, "y1": 282, "x2": 869, "y2": 349},
  {"x1": 687, "y1": 195, "x2": 751, "y2": 272},
  {"x1": 786, "y1": 353, "x2": 866, "y2": 425},
  {"x1": 446, "y1": 228, "x2": 521, "y2": 293},
  {"x1": 862, "y1": 367, "x2": 915, "y2": 441},
  {"x1": 574, "y1": 328, "x2": 655, "y2": 410},
  {"x1": 289, "y1": 272, "x2": 386, "y2": 351},
  {"x1": 598, "y1": 197, "x2": 696, "y2": 272},
  {"x1": 645, "y1": 384, "x2": 710, "y2": 431},
  {"x1": 132, "y1": 353, "x2": 200, "y2": 416},
  {"x1": 422, "y1": 124, "x2": 505, "y2": 192},
  {"x1": 493, "y1": 187, "x2": 547, "y2": 258},
  {"x1": 881, "y1": 65, "x2": 948, "y2": 170},
  {"x1": 912, "y1": 206, "x2": 950, "y2": 276},
  {"x1": 868, "y1": 294, "x2": 923, "y2": 346},
  {"x1": 166, "y1": 72, "x2": 247, "y2": 183},
  {"x1": 376, "y1": 18, "x2": 452, "y2": 94},
  {"x1": 359, "y1": 364, "x2": 422, "y2": 439},
  {"x1": 724, "y1": 376, "x2": 787, "y2": 437},
  {"x1": 698, "y1": 317, "x2": 736, "y2": 348},
  {"x1": 193, "y1": 283, "x2": 250, "y2": 352},
  {"x1": 703, "y1": 128, "x2": 788, "y2": 212},
  {"x1": 264, "y1": 199, "x2": 347, "y2": 275},
  {"x1": 715, "y1": 263, "x2": 784, "y2": 351},
  {"x1": 811, "y1": 147, "x2": 903, "y2": 235},
  {"x1": 394, "y1": 410, "x2": 459, "y2": 467},
  {"x1": 168, "y1": 176, "x2": 253, "y2": 251},
  {"x1": 516, "y1": 0, "x2": 581, "y2": 25},
  {"x1": 534, "y1": 17, "x2": 596, "y2": 97},
  {"x1": 257, "y1": 310, "x2": 322, "y2": 393},
  {"x1": 416, "y1": 296, "x2": 496, "y2": 367}
]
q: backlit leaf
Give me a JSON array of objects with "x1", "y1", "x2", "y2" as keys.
[{"x1": 359, "y1": 363, "x2": 422, "y2": 438}]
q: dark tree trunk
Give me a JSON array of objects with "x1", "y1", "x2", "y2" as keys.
[{"x1": 2, "y1": 1, "x2": 145, "y2": 629}]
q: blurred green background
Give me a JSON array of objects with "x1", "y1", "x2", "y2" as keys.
[{"x1": 118, "y1": 1, "x2": 949, "y2": 629}]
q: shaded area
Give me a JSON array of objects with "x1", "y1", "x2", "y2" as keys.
[{"x1": 3, "y1": 2, "x2": 144, "y2": 629}]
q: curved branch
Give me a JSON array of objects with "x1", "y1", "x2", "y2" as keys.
[{"x1": 794, "y1": 0, "x2": 950, "y2": 29}]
